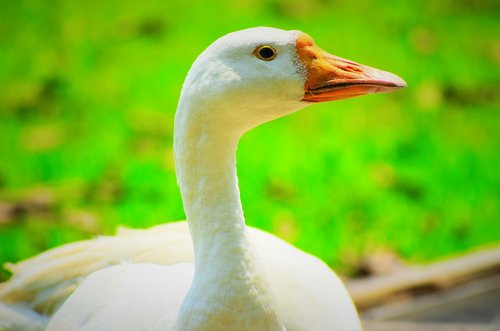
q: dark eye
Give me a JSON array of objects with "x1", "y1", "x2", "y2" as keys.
[{"x1": 254, "y1": 45, "x2": 277, "y2": 61}]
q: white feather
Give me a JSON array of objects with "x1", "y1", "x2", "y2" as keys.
[{"x1": 1, "y1": 222, "x2": 360, "y2": 331}]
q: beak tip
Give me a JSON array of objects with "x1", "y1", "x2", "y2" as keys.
[
  {"x1": 374, "y1": 69, "x2": 407, "y2": 89},
  {"x1": 395, "y1": 77, "x2": 408, "y2": 89}
]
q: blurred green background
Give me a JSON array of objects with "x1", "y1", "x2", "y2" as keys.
[{"x1": 0, "y1": 0, "x2": 499, "y2": 280}]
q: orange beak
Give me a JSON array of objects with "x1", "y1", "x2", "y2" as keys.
[{"x1": 297, "y1": 33, "x2": 407, "y2": 103}]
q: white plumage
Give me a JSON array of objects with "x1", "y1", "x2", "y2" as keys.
[
  {"x1": 1, "y1": 222, "x2": 360, "y2": 331},
  {"x1": 0, "y1": 27, "x2": 405, "y2": 331}
]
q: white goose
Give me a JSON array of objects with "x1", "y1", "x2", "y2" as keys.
[{"x1": 0, "y1": 27, "x2": 405, "y2": 331}]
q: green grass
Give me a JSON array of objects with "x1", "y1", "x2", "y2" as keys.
[{"x1": 0, "y1": 0, "x2": 499, "y2": 279}]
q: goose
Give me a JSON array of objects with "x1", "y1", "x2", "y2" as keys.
[{"x1": 0, "y1": 27, "x2": 405, "y2": 331}]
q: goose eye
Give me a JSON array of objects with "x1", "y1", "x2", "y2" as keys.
[{"x1": 255, "y1": 45, "x2": 277, "y2": 61}]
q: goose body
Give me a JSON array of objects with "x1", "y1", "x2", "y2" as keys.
[
  {"x1": 1, "y1": 27, "x2": 405, "y2": 331},
  {"x1": 1, "y1": 222, "x2": 359, "y2": 331}
]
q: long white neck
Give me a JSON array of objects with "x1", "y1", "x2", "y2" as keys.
[{"x1": 173, "y1": 98, "x2": 283, "y2": 330}]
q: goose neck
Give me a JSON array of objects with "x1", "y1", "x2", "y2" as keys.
[{"x1": 173, "y1": 108, "x2": 282, "y2": 330}]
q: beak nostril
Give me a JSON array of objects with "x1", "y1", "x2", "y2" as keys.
[{"x1": 345, "y1": 65, "x2": 361, "y2": 73}]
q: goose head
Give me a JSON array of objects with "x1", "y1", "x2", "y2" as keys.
[{"x1": 175, "y1": 27, "x2": 406, "y2": 137}]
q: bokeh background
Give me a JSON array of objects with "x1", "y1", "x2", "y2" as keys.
[{"x1": 0, "y1": 0, "x2": 499, "y2": 280}]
